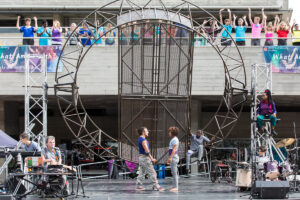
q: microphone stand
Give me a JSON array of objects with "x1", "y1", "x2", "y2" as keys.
[{"x1": 71, "y1": 150, "x2": 75, "y2": 195}]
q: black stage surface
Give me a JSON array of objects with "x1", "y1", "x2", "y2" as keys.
[{"x1": 12, "y1": 175, "x2": 300, "y2": 200}]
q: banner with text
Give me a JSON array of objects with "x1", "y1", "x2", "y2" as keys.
[
  {"x1": 263, "y1": 46, "x2": 300, "y2": 73},
  {"x1": 0, "y1": 46, "x2": 63, "y2": 72}
]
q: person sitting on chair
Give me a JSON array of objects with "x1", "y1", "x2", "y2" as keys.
[
  {"x1": 185, "y1": 129, "x2": 214, "y2": 176},
  {"x1": 41, "y1": 136, "x2": 68, "y2": 192},
  {"x1": 257, "y1": 89, "x2": 277, "y2": 135},
  {"x1": 19, "y1": 133, "x2": 41, "y2": 152},
  {"x1": 256, "y1": 145, "x2": 269, "y2": 170}
]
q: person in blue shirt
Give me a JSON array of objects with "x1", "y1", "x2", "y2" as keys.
[
  {"x1": 37, "y1": 20, "x2": 52, "y2": 46},
  {"x1": 219, "y1": 9, "x2": 233, "y2": 46},
  {"x1": 136, "y1": 127, "x2": 164, "y2": 191},
  {"x1": 16, "y1": 16, "x2": 38, "y2": 45},
  {"x1": 19, "y1": 133, "x2": 41, "y2": 152},
  {"x1": 233, "y1": 15, "x2": 248, "y2": 46},
  {"x1": 79, "y1": 23, "x2": 92, "y2": 46},
  {"x1": 92, "y1": 20, "x2": 104, "y2": 45}
]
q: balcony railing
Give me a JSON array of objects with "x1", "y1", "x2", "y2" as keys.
[{"x1": 0, "y1": 36, "x2": 297, "y2": 47}]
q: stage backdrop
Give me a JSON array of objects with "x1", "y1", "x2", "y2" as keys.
[
  {"x1": 0, "y1": 46, "x2": 63, "y2": 72},
  {"x1": 263, "y1": 46, "x2": 300, "y2": 73}
]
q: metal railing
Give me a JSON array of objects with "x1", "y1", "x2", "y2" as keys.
[{"x1": 0, "y1": 36, "x2": 298, "y2": 47}]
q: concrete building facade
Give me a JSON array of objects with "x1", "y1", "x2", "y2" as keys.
[{"x1": 0, "y1": 0, "x2": 298, "y2": 147}]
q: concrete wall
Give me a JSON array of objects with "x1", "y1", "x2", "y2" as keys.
[
  {"x1": 0, "y1": 46, "x2": 299, "y2": 96},
  {"x1": 0, "y1": 0, "x2": 285, "y2": 8}
]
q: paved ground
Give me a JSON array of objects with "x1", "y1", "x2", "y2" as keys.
[
  {"x1": 68, "y1": 175, "x2": 300, "y2": 200},
  {"x1": 4, "y1": 175, "x2": 300, "y2": 199}
]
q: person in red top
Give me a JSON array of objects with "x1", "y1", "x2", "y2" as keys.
[{"x1": 276, "y1": 17, "x2": 290, "y2": 46}]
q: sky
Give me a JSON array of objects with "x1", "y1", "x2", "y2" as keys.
[{"x1": 289, "y1": 0, "x2": 300, "y2": 22}]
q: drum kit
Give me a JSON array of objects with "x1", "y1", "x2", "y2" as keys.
[{"x1": 236, "y1": 138, "x2": 298, "y2": 190}]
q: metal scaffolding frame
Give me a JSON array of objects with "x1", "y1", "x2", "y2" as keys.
[
  {"x1": 0, "y1": 55, "x2": 47, "y2": 178},
  {"x1": 250, "y1": 63, "x2": 285, "y2": 184},
  {"x1": 24, "y1": 54, "x2": 48, "y2": 147},
  {"x1": 54, "y1": 0, "x2": 247, "y2": 164}
]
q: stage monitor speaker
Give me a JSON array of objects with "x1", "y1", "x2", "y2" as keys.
[{"x1": 252, "y1": 181, "x2": 290, "y2": 199}]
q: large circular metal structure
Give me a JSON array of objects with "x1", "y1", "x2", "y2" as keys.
[{"x1": 55, "y1": 0, "x2": 247, "y2": 162}]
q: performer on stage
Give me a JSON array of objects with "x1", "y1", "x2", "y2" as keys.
[
  {"x1": 256, "y1": 145, "x2": 269, "y2": 170},
  {"x1": 19, "y1": 133, "x2": 41, "y2": 152},
  {"x1": 186, "y1": 129, "x2": 214, "y2": 176},
  {"x1": 41, "y1": 136, "x2": 67, "y2": 191},
  {"x1": 167, "y1": 127, "x2": 179, "y2": 192},
  {"x1": 136, "y1": 127, "x2": 164, "y2": 191},
  {"x1": 257, "y1": 89, "x2": 277, "y2": 135}
]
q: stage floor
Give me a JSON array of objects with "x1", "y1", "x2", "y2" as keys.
[
  {"x1": 71, "y1": 175, "x2": 300, "y2": 200},
  {"x1": 21, "y1": 175, "x2": 300, "y2": 199}
]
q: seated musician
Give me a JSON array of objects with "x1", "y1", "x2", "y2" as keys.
[
  {"x1": 185, "y1": 129, "x2": 214, "y2": 176},
  {"x1": 19, "y1": 133, "x2": 41, "y2": 152},
  {"x1": 41, "y1": 136, "x2": 67, "y2": 191},
  {"x1": 256, "y1": 145, "x2": 269, "y2": 170},
  {"x1": 257, "y1": 89, "x2": 277, "y2": 135}
]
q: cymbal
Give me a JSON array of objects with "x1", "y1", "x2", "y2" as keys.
[
  {"x1": 236, "y1": 161, "x2": 249, "y2": 165},
  {"x1": 275, "y1": 138, "x2": 295, "y2": 148}
]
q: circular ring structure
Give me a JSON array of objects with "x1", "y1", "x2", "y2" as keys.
[{"x1": 55, "y1": 0, "x2": 247, "y2": 162}]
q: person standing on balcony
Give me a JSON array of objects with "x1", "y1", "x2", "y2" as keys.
[
  {"x1": 65, "y1": 23, "x2": 79, "y2": 46},
  {"x1": 248, "y1": 7, "x2": 265, "y2": 46},
  {"x1": 276, "y1": 17, "x2": 290, "y2": 46},
  {"x1": 79, "y1": 22, "x2": 92, "y2": 46},
  {"x1": 219, "y1": 8, "x2": 232, "y2": 46},
  {"x1": 233, "y1": 15, "x2": 248, "y2": 46},
  {"x1": 202, "y1": 19, "x2": 220, "y2": 44},
  {"x1": 51, "y1": 20, "x2": 62, "y2": 45},
  {"x1": 263, "y1": 15, "x2": 279, "y2": 46},
  {"x1": 37, "y1": 20, "x2": 52, "y2": 46},
  {"x1": 104, "y1": 23, "x2": 117, "y2": 46},
  {"x1": 16, "y1": 16, "x2": 38, "y2": 45},
  {"x1": 291, "y1": 19, "x2": 300, "y2": 46},
  {"x1": 92, "y1": 20, "x2": 104, "y2": 46}
]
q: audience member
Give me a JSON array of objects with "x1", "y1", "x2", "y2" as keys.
[
  {"x1": 219, "y1": 8, "x2": 233, "y2": 46},
  {"x1": 65, "y1": 23, "x2": 79, "y2": 46},
  {"x1": 291, "y1": 19, "x2": 300, "y2": 46},
  {"x1": 104, "y1": 23, "x2": 117, "y2": 45},
  {"x1": 52, "y1": 20, "x2": 62, "y2": 45},
  {"x1": 37, "y1": 20, "x2": 52, "y2": 46},
  {"x1": 263, "y1": 15, "x2": 278, "y2": 46},
  {"x1": 276, "y1": 17, "x2": 290, "y2": 46},
  {"x1": 233, "y1": 15, "x2": 248, "y2": 46},
  {"x1": 79, "y1": 22, "x2": 92, "y2": 46},
  {"x1": 248, "y1": 7, "x2": 265, "y2": 46},
  {"x1": 16, "y1": 16, "x2": 38, "y2": 45}
]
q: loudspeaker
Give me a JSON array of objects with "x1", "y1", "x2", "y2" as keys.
[{"x1": 252, "y1": 181, "x2": 290, "y2": 199}]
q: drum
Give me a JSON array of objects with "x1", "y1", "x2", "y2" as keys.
[
  {"x1": 265, "y1": 161, "x2": 280, "y2": 180},
  {"x1": 236, "y1": 168, "x2": 252, "y2": 188},
  {"x1": 280, "y1": 162, "x2": 293, "y2": 177}
]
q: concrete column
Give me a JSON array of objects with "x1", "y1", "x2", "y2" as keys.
[
  {"x1": 0, "y1": 100, "x2": 4, "y2": 131},
  {"x1": 4, "y1": 101, "x2": 20, "y2": 136},
  {"x1": 191, "y1": 99, "x2": 202, "y2": 131}
]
